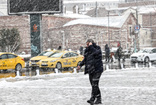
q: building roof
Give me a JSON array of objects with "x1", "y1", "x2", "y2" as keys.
[
  {"x1": 57, "y1": 13, "x2": 91, "y2": 18},
  {"x1": 138, "y1": 7, "x2": 156, "y2": 14},
  {"x1": 64, "y1": 12, "x2": 131, "y2": 28}
]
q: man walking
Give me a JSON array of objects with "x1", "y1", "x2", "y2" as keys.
[
  {"x1": 116, "y1": 44, "x2": 122, "y2": 62},
  {"x1": 105, "y1": 44, "x2": 110, "y2": 62},
  {"x1": 77, "y1": 39, "x2": 103, "y2": 104}
]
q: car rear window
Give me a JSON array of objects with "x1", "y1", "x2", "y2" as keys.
[
  {"x1": 39, "y1": 51, "x2": 53, "y2": 56},
  {"x1": 8, "y1": 54, "x2": 17, "y2": 58},
  {"x1": 0, "y1": 54, "x2": 8, "y2": 59},
  {"x1": 49, "y1": 52, "x2": 63, "y2": 58}
]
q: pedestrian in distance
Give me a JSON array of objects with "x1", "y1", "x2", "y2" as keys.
[
  {"x1": 79, "y1": 46, "x2": 84, "y2": 55},
  {"x1": 77, "y1": 39, "x2": 103, "y2": 105},
  {"x1": 105, "y1": 44, "x2": 110, "y2": 63},
  {"x1": 116, "y1": 43, "x2": 123, "y2": 64},
  {"x1": 57, "y1": 46, "x2": 62, "y2": 50}
]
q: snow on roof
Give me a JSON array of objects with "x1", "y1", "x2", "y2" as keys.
[
  {"x1": 138, "y1": 7, "x2": 156, "y2": 14},
  {"x1": 55, "y1": 13, "x2": 91, "y2": 19},
  {"x1": 120, "y1": 5, "x2": 156, "y2": 14},
  {"x1": 63, "y1": 12, "x2": 130, "y2": 28}
]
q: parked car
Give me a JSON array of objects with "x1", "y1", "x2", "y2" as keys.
[
  {"x1": 130, "y1": 47, "x2": 156, "y2": 63},
  {"x1": 122, "y1": 49, "x2": 132, "y2": 58},
  {"x1": 18, "y1": 52, "x2": 31, "y2": 62},
  {"x1": 0, "y1": 52, "x2": 25, "y2": 71},
  {"x1": 39, "y1": 51, "x2": 84, "y2": 70},
  {"x1": 29, "y1": 50, "x2": 58, "y2": 69}
]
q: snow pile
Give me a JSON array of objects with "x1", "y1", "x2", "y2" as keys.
[{"x1": 0, "y1": 68, "x2": 156, "y2": 105}]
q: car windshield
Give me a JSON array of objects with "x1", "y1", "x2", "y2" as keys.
[
  {"x1": 38, "y1": 51, "x2": 53, "y2": 56},
  {"x1": 49, "y1": 52, "x2": 63, "y2": 58},
  {"x1": 138, "y1": 49, "x2": 151, "y2": 53}
]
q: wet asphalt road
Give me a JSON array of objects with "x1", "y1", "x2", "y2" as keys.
[{"x1": 0, "y1": 59, "x2": 156, "y2": 78}]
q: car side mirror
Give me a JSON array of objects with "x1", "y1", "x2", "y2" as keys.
[{"x1": 150, "y1": 52, "x2": 153, "y2": 54}]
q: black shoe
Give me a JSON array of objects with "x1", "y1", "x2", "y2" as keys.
[
  {"x1": 87, "y1": 100, "x2": 94, "y2": 105},
  {"x1": 94, "y1": 99, "x2": 102, "y2": 104},
  {"x1": 87, "y1": 100, "x2": 94, "y2": 103},
  {"x1": 87, "y1": 97, "x2": 95, "y2": 104}
]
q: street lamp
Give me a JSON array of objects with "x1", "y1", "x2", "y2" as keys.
[
  {"x1": 107, "y1": 11, "x2": 110, "y2": 47},
  {"x1": 61, "y1": 31, "x2": 65, "y2": 50}
]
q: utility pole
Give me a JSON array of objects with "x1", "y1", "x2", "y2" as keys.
[
  {"x1": 107, "y1": 11, "x2": 110, "y2": 47},
  {"x1": 95, "y1": 1, "x2": 98, "y2": 17},
  {"x1": 134, "y1": 1, "x2": 139, "y2": 53},
  {"x1": 61, "y1": 31, "x2": 65, "y2": 50}
]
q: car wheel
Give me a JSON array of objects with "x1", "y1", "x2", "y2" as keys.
[
  {"x1": 144, "y1": 57, "x2": 150, "y2": 63},
  {"x1": 15, "y1": 64, "x2": 22, "y2": 71},
  {"x1": 31, "y1": 67, "x2": 36, "y2": 71},
  {"x1": 56, "y1": 62, "x2": 62, "y2": 70},
  {"x1": 3, "y1": 69, "x2": 8, "y2": 73}
]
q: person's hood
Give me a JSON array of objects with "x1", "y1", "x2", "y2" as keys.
[{"x1": 93, "y1": 43, "x2": 97, "y2": 48}]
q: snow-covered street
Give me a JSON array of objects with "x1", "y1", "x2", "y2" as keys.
[{"x1": 1, "y1": 67, "x2": 156, "y2": 105}]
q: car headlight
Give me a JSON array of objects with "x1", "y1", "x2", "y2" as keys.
[
  {"x1": 139, "y1": 55, "x2": 145, "y2": 58},
  {"x1": 50, "y1": 60, "x2": 57, "y2": 62},
  {"x1": 142, "y1": 55, "x2": 145, "y2": 58}
]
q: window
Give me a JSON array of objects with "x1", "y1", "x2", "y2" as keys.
[
  {"x1": 70, "y1": 52, "x2": 78, "y2": 57},
  {"x1": 8, "y1": 54, "x2": 17, "y2": 59},
  {"x1": 152, "y1": 49, "x2": 156, "y2": 53},
  {"x1": 49, "y1": 52, "x2": 63, "y2": 58},
  {"x1": 39, "y1": 51, "x2": 53, "y2": 56},
  {"x1": 63, "y1": 53, "x2": 70, "y2": 58},
  {"x1": 0, "y1": 54, "x2": 8, "y2": 59}
]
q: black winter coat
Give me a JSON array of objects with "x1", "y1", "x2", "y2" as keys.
[
  {"x1": 79, "y1": 43, "x2": 103, "y2": 74},
  {"x1": 116, "y1": 46, "x2": 122, "y2": 58},
  {"x1": 105, "y1": 46, "x2": 110, "y2": 57}
]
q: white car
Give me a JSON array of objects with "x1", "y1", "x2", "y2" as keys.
[{"x1": 130, "y1": 48, "x2": 156, "y2": 63}]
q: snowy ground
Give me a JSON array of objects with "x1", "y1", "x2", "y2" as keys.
[{"x1": 1, "y1": 67, "x2": 156, "y2": 105}]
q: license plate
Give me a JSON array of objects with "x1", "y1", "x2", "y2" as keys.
[
  {"x1": 32, "y1": 62, "x2": 36, "y2": 64},
  {"x1": 42, "y1": 63, "x2": 48, "y2": 66},
  {"x1": 131, "y1": 58, "x2": 136, "y2": 61}
]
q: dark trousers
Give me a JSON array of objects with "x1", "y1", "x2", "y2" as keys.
[
  {"x1": 89, "y1": 72, "x2": 102, "y2": 100},
  {"x1": 105, "y1": 55, "x2": 109, "y2": 62}
]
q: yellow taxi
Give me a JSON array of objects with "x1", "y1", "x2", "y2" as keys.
[
  {"x1": 0, "y1": 52, "x2": 25, "y2": 71},
  {"x1": 29, "y1": 50, "x2": 58, "y2": 68},
  {"x1": 39, "y1": 51, "x2": 84, "y2": 70}
]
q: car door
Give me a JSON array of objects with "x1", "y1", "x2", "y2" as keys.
[
  {"x1": 151, "y1": 49, "x2": 156, "y2": 61},
  {"x1": 62, "y1": 53, "x2": 71, "y2": 68},
  {"x1": 70, "y1": 52, "x2": 78, "y2": 67},
  {"x1": 0, "y1": 54, "x2": 8, "y2": 70},
  {"x1": 7, "y1": 54, "x2": 17, "y2": 69},
  {"x1": 0, "y1": 55, "x2": 3, "y2": 70}
]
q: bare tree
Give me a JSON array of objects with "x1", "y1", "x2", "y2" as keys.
[{"x1": 0, "y1": 28, "x2": 21, "y2": 52}]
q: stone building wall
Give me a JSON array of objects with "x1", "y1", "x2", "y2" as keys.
[
  {"x1": 0, "y1": 13, "x2": 137, "y2": 53},
  {"x1": 47, "y1": 13, "x2": 136, "y2": 51},
  {"x1": 0, "y1": 15, "x2": 74, "y2": 53},
  {"x1": 142, "y1": 13, "x2": 156, "y2": 47},
  {"x1": 0, "y1": 16, "x2": 30, "y2": 53}
]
